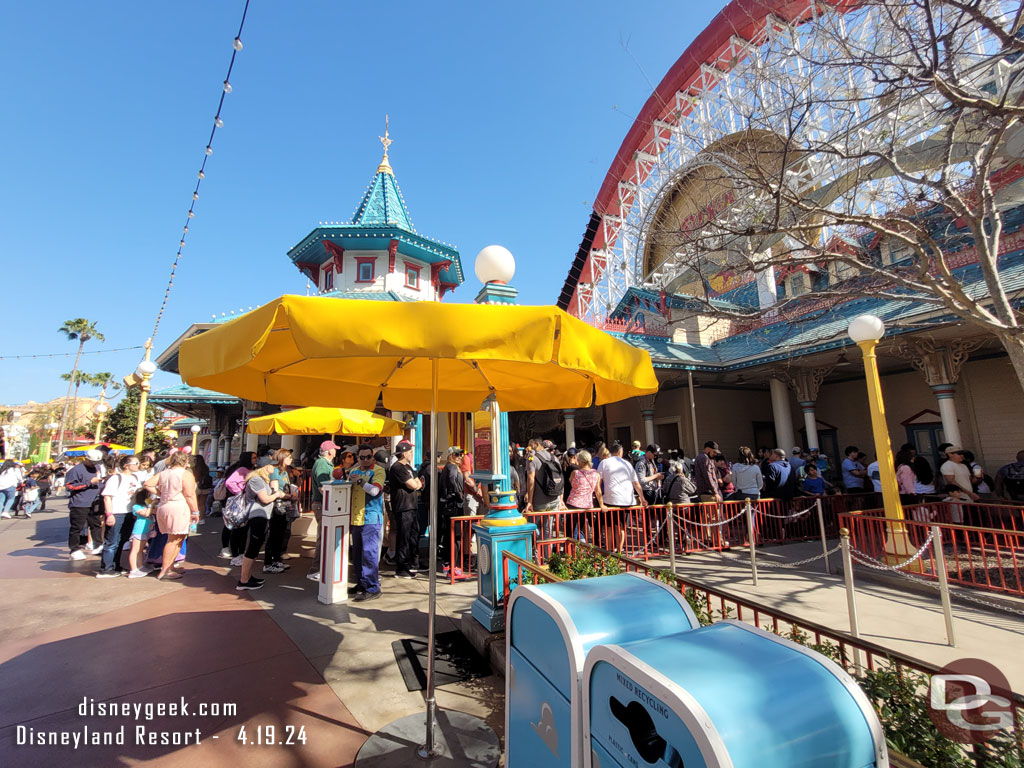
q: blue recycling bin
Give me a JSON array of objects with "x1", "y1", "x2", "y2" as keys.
[
  {"x1": 506, "y1": 573, "x2": 700, "y2": 768},
  {"x1": 584, "y1": 620, "x2": 887, "y2": 768}
]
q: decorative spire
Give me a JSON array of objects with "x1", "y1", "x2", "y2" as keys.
[{"x1": 377, "y1": 115, "x2": 393, "y2": 175}]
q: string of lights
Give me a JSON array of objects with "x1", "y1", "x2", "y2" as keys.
[
  {"x1": 149, "y1": 0, "x2": 251, "y2": 342},
  {"x1": 0, "y1": 346, "x2": 145, "y2": 361}
]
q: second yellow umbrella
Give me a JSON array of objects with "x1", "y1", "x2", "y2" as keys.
[{"x1": 246, "y1": 407, "x2": 404, "y2": 437}]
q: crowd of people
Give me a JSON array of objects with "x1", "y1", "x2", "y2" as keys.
[{"x1": 3, "y1": 431, "x2": 1022, "y2": 599}]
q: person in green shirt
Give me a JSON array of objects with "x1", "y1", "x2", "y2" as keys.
[{"x1": 307, "y1": 440, "x2": 339, "y2": 581}]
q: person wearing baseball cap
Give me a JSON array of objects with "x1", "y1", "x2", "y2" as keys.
[
  {"x1": 307, "y1": 440, "x2": 340, "y2": 581},
  {"x1": 388, "y1": 440, "x2": 422, "y2": 578},
  {"x1": 64, "y1": 449, "x2": 105, "y2": 560}
]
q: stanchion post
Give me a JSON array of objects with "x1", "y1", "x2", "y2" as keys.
[
  {"x1": 667, "y1": 502, "x2": 677, "y2": 574},
  {"x1": 745, "y1": 499, "x2": 758, "y2": 586},
  {"x1": 932, "y1": 524, "x2": 956, "y2": 648},
  {"x1": 840, "y1": 528, "x2": 862, "y2": 671},
  {"x1": 816, "y1": 498, "x2": 830, "y2": 575}
]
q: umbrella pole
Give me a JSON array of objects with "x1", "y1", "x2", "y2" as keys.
[{"x1": 419, "y1": 358, "x2": 440, "y2": 759}]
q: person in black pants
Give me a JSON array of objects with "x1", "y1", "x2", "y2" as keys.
[
  {"x1": 64, "y1": 451, "x2": 104, "y2": 560},
  {"x1": 264, "y1": 448, "x2": 299, "y2": 573},
  {"x1": 437, "y1": 447, "x2": 466, "y2": 575},
  {"x1": 388, "y1": 440, "x2": 423, "y2": 578}
]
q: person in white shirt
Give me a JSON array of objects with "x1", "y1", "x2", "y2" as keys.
[
  {"x1": 866, "y1": 460, "x2": 882, "y2": 493},
  {"x1": 97, "y1": 455, "x2": 142, "y2": 577},
  {"x1": 940, "y1": 447, "x2": 978, "y2": 501},
  {"x1": 0, "y1": 460, "x2": 25, "y2": 519},
  {"x1": 597, "y1": 442, "x2": 645, "y2": 553}
]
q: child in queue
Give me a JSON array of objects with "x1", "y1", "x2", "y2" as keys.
[{"x1": 127, "y1": 488, "x2": 157, "y2": 578}]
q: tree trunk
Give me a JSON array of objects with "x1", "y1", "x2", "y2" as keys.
[
  {"x1": 1001, "y1": 334, "x2": 1024, "y2": 399},
  {"x1": 56, "y1": 341, "x2": 84, "y2": 453},
  {"x1": 68, "y1": 380, "x2": 83, "y2": 446}
]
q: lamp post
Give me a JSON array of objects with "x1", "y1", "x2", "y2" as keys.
[
  {"x1": 134, "y1": 340, "x2": 156, "y2": 454},
  {"x1": 93, "y1": 402, "x2": 110, "y2": 443},
  {"x1": 847, "y1": 315, "x2": 904, "y2": 523},
  {"x1": 190, "y1": 424, "x2": 202, "y2": 455}
]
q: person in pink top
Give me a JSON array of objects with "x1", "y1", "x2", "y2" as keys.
[
  {"x1": 144, "y1": 451, "x2": 199, "y2": 581},
  {"x1": 565, "y1": 450, "x2": 606, "y2": 543}
]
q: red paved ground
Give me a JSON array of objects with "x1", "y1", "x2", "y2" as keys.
[{"x1": 0, "y1": 505, "x2": 368, "y2": 767}]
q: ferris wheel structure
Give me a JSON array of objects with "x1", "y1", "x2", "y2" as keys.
[{"x1": 559, "y1": 0, "x2": 1007, "y2": 326}]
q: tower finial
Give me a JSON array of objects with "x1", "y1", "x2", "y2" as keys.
[{"x1": 377, "y1": 114, "x2": 393, "y2": 175}]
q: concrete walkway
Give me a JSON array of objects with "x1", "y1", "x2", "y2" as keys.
[
  {"x1": 653, "y1": 540, "x2": 1024, "y2": 690},
  {"x1": 0, "y1": 497, "x2": 496, "y2": 767}
]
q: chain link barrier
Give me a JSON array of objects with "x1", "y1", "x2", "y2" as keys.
[
  {"x1": 850, "y1": 535, "x2": 1024, "y2": 618},
  {"x1": 758, "y1": 503, "x2": 817, "y2": 520}
]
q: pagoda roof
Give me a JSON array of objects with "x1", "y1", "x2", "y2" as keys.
[{"x1": 287, "y1": 164, "x2": 463, "y2": 288}]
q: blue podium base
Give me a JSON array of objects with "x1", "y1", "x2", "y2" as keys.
[
  {"x1": 471, "y1": 599, "x2": 507, "y2": 634},
  {"x1": 471, "y1": 520, "x2": 536, "y2": 633}
]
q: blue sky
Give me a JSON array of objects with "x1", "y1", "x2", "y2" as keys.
[{"x1": 0, "y1": 1, "x2": 721, "y2": 405}]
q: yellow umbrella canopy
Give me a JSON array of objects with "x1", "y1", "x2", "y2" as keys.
[
  {"x1": 178, "y1": 295, "x2": 658, "y2": 411},
  {"x1": 246, "y1": 407, "x2": 404, "y2": 437}
]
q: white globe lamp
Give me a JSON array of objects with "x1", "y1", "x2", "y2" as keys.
[
  {"x1": 190, "y1": 424, "x2": 202, "y2": 435},
  {"x1": 847, "y1": 314, "x2": 885, "y2": 344},
  {"x1": 474, "y1": 245, "x2": 515, "y2": 285},
  {"x1": 137, "y1": 360, "x2": 158, "y2": 377}
]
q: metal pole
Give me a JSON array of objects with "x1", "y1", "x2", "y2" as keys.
[
  {"x1": 840, "y1": 528, "x2": 862, "y2": 671},
  {"x1": 667, "y1": 502, "x2": 677, "y2": 574},
  {"x1": 687, "y1": 371, "x2": 699, "y2": 456},
  {"x1": 816, "y1": 498, "x2": 830, "y2": 575},
  {"x1": 932, "y1": 524, "x2": 957, "y2": 647},
  {"x1": 418, "y1": 358, "x2": 440, "y2": 760},
  {"x1": 745, "y1": 499, "x2": 758, "y2": 586}
]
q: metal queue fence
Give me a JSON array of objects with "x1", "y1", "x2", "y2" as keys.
[{"x1": 840, "y1": 510, "x2": 1024, "y2": 598}]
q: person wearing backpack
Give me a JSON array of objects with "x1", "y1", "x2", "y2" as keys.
[{"x1": 524, "y1": 437, "x2": 564, "y2": 539}]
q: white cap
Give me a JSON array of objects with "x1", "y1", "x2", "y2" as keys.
[{"x1": 86, "y1": 449, "x2": 103, "y2": 462}]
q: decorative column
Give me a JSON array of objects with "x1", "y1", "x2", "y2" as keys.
[
  {"x1": 638, "y1": 394, "x2": 657, "y2": 447},
  {"x1": 208, "y1": 430, "x2": 220, "y2": 466},
  {"x1": 410, "y1": 413, "x2": 423, "y2": 468},
  {"x1": 471, "y1": 245, "x2": 536, "y2": 632},
  {"x1": 244, "y1": 407, "x2": 262, "y2": 453},
  {"x1": 563, "y1": 409, "x2": 577, "y2": 449},
  {"x1": 768, "y1": 375, "x2": 796, "y2": 452},
  {"x1": 895, "y1": 338, "x2": 983, "y2": 449},
  {"x1": 789, "y1": 367, "x2": 832, "y2": 451}
]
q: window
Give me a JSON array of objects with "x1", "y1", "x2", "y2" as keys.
[
  {"x1": 882, "y1": 240, "x2": 914, "y2": 266},
  {"x1": 787, "y1": 272, "x2": 808, "y2": 297},
  {"x1": 405, "y1": 263, "x2": 420, "y2": 290},
  {"x1": 355, "y1": 257, "x2": 376, "y2": 283},
  {"x1": 322, "y1": 265, "x2": 334, "y2": 292}
]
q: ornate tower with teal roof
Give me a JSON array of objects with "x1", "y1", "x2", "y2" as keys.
[{"x1": 287, "y1": 120, "x2": 463, "y2": 301}]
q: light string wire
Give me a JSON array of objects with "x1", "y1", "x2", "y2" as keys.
[
  {"x1": 149, "y1": 0, "x2": 251, "y2": 342},
  {"x1": 0, "y1": 346, "x2": 145, "y2": 361}
]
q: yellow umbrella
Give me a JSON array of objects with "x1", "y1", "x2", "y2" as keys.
[
  {"x1": 246, "y1": 407, "x2": 404, "y2": 437},
  {"x1": 178, "y1": 294, "x2": 658, "y2": 755},
  {"x1": 178, "y1": 295, "x2": 657, "y2": 412}
]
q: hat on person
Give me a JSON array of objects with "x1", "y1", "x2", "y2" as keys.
[
  {"x1": 945, "y1": 445, "x2": 965, "y2": 454},
  {"x1": 395, "y1": 440, "x2": 413, "y2": 454},
  {"x1": 542, "y1": 440, "x2": 556, "y2": 450},
  {"x1": 86, "y1": 449, "x2": 103, "y2": 462},
  {"x1": 566, "y1": 447, "x2": 578, "y2": 457},
  {"x1": 445, "y1": 446, "x2": 464, "y2": 457},
  {"x1": 792, "y1": 446, "x2": 803, "y2": 454},
  {"x1": 320, "y1": 440, "x2": 340, "y2": 453}
]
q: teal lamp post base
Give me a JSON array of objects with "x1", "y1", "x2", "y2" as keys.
[{"x1": 471, "y1": 489, "x2": 535, "y2": 632}]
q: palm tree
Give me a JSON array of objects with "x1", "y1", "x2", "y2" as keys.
[
  {"x1": 61, "y1": 370, "x2": 94, "y2": 445},
  {"x1": 87, "y1": 372, "x2": 120, "y2": 441},
  {"x1": 56, "y1": 319, "x2": 104, "y2": 452}
]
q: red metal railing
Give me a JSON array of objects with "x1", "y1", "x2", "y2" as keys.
[
  {"x1": 840, "y1": 510, "x2": 1024, "y2": 597},
  {"x1": 448, "y1": 515, "x2": 485, "y2": 583}
]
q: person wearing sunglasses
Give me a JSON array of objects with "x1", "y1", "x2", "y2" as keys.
[{"x1": 349, "y1": 443, "x2": 386, "y2": 601}]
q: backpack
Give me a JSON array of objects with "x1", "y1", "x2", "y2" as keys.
[
  {"x1": 536, "y1": 453, "x2": 564, "y2": 497},
  {"x1": 1003, "y1": 463, "x2": 1024, "y2": 497},
  {"x1": 222, "y1": 492, "x2": 251, "y2": 530},
  {"x1": 212, "y1": 479, "x2": 228, "y2": 501}
]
